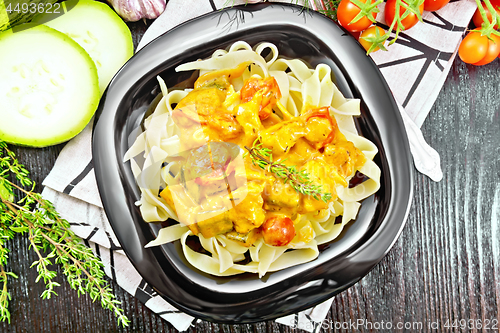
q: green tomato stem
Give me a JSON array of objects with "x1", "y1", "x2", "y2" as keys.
[
  {"x1": 348, "y1": 0, "x2": 383, "y2": 25},
  {"x1": 483, "y1": 0, "x2": 500, "y2": 28},
  {"x1": 475, "y1": 0, "x2": 500, "y2": 39},
  {"x1": 475, "y1": 0, "x2": 491, "y2": 25}
]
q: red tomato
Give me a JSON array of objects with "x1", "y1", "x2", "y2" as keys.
[
  {"x1": 301, "y1": 107, "x2": 337, "y2": 149},
  {"x1": 473, "y1": 3, "x2": 500, "y2": 29},
  {"x1": 474, "y1": 34, "x2": 500, "y2": 65},
  {"x1": 337, "y1": 0, "x2": 377, "y2": 33},
  {"x1": 359, "y1": 26, "x2": 386, "y2": 52},
  {"x1": 349, "y1": 30, "x2": 361, "y2": 40},
  {"x1": 385, "y1": 0, "x2": 424, "y2": 30},
  {"x1": 458, "y1": 31, "x2": 489, "y2": 64},
  {"x1": 261, "y1": 216, "x2": 295, "y2": 247},
  {"x1": 424, "y1": 0, "x2": 450, "y2": 11},
  {"x1": 240, "y1": 77, "x2": 281, "y2": 119}
]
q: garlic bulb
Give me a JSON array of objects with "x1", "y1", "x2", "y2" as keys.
[{"x1": 107, "y1": 0, "x2": 166, "y2": 22}]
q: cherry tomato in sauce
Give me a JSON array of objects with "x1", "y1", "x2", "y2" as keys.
[
  {"x1": 261, "y1": 216, "x2": 296, "y2": 247},
  {"x1": 240, "y1": 76, "x2": 281, "y2": 119},
  {"x1": 302, "y1": 107, "x2": 337, "y2": 149}
]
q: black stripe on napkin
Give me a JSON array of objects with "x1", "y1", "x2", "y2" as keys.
[
  {"x1": 134, "y1": 279, "x2": 159, "y2": 304},
  {"x1": 423, "y1": 12, "x2": 466, "y2": 31},
  {"x1": 157, "y1": 310, "x2": 182, "y2": 315},
  {"x1": 109, "y1": 248, "x2": 116, "y2": 281},
  {"x1": 69, "y1": 222, "x2": 91, "y2": 227},
  {"x1": 135, "y1": 287, "x2": 152, "y2": 304},
  {"x1": 377, "y1": 29, "x2": 454, "y2": 108},
  {"x1": 105, "y1": 231, "x2": 122, "y2": 251},
  {"x1": 104, "y1": 231, "x2": 121, "y2": 281},
  {"x1": 85, "y1": 227, "x2": 100, "y2": 243},
  {"x1": 138, "y1": 279, "x2": 159, "y2": 297},
  {"x1": 305, "y1": 314, "x2": 320, "y2": 332},
  {"x1": 63, "y1": 159, "x2": 94, "y2": 194},
  {"x1": 94, "y1": 243, "x2": 101, "y2": 258},
  {"x1": 209, "y1": 0, "x2": 217, "y2": 11}
]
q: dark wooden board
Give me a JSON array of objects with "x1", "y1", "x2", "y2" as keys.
[{"x1": 1, "y1": 18, "x2": 499, "y2": 333}]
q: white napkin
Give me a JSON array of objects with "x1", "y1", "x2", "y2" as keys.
[{"x1": 42, "y1": 1, "x2": 477, "y2": 332}]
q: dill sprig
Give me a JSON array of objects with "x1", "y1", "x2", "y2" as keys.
[
  {"x1": 244, "y1": 139, "x2": 332, "y2": 203},
  {"x1": 0, "y1": 141, "x2": 129, "y2": 326},
  {"x1": 318, "y1": 0, "x2": 343, "y2": 20}
]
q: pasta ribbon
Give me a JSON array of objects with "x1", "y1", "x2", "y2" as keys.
[{"x1": 125, "y1": 42, "x2": 381, "y2": 277}]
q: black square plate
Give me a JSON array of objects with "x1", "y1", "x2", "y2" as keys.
[{"x1": 92, "y1": 2, "x2": 413, "y2": 323}]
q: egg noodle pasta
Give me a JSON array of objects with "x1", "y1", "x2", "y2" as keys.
[{"x1": 124, "y1": 41, "x2": 381, "y2": 277}]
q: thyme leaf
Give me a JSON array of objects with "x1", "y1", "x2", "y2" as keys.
[
  {"x1": 244, "y1": 139, "x2": 332, "y2": 203},
  {"x1": 0, "y1": 141, "x2": 129, "y2": 326}
]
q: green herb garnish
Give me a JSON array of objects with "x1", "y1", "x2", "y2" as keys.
[
  {"x1": 244, "y1": 139, "x2": 332, "y2": 203},
  {"x1": 0, "y1": 141, "x2": 129, "y2": 326}
]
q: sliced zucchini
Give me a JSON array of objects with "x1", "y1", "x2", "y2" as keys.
[
  {"x1": 0, "y1": 0, "x2": 58, "y2": 32},
  {"x1": 0, "y1": 24, "x2": 99, "y2": 147},
  {"x1": 33, "y1": 0, "x2": 134, "y2": 94}
]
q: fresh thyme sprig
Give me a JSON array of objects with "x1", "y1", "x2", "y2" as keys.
[
  {"x1": 244, "y1": 139, "x2": 332, "y2": 202},
  {"x1": 0, "y1": 141, "x2": 129, "y2": 326}
]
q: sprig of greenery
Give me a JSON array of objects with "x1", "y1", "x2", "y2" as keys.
[
  {"x1": 244, "y1": 139, "x2": 332, "y2": 202},
  {"x1": 0, "y1": 249, "x2": 17, "y2": 324},
  {"x1": 319, "y1": 0, "x2": 342, "y2": 20},
  {"x1": 0, "y1": 141, "x2": 129, "y2": 326}
]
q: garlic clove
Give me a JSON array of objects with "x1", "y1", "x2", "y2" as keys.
[{"x1": 107, "y1": 0, "x2": 166, "y2": 22}]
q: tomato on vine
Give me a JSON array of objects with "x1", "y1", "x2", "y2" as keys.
[
  {"x1": 349, "y1": 30, "x2": 362, "y2": 40},
  {"x1": 359, "y1": 26, "x2": 387, "y2": 53},
  {"x1": 337, "y1": 0, "x2": 381, "y2": 33},
  {"x1": 385, "y1": 0, "x2": 424, "y2": 31},
  {"x1": 458, "y1": 32, "x2": 488, "y2": 64},
  {"x1": 423, "y1": 0, "x2": 450, "y2": 11},
  {"x1": 458, "y1": 30, "x2": 500, "y2": 65},
  {"x1": 474, "y1": 33, "x2": 500, "y2": 65},
  {"x1": 473, "y1": 2, "x2": 500, "y2": 29}
]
